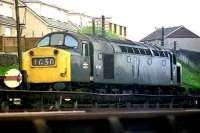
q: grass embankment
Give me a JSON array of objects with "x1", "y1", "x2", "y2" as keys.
[
  {"x1": 181, "y1": 63, "x2": 200, "y2": 89},
  {"x1": 0, "y1": 64, "x2": 18, "y2": 76}
]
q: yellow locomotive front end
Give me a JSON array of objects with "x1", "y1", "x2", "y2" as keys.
[
  {"x1": 22, "y1": 31, "x2": 80, "y2": 89},
  {"x1": 22, "y1": 47, "x2": 71, "y2": 83}
]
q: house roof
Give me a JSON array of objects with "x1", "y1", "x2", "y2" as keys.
[
  {"x1": 68, "y1": 12, "x2": 93, "y2": 19},
  {"x1": 0, "y1": 15, "x2": 16, "y2": 27},
  {"x1": 1, "y1": 0, "x2": 14, "y2": 4},
  {"x1": 21, "y1": 0, "x2": 69, "y2": 12},
  {"x1": 41, "y1": 16, "x2": 79, "y2": 31},
  {"x1": 140, "y1": 26, "x2": 200, "y2": 41},
  {"x1": 19, "y1": 0, "x2": 79, "y2": 31},
  {"x1": 21, "y1": 0, "x2": 41, "y2": 2}
]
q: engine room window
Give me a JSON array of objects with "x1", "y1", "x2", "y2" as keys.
[
  {"x1": 152, "y1": 50, "x2": 159, "y2": 56},
  {"x1": 127, "y1": 47, "x2": 134, "y2": 53},
  {"x1": 164, "y1": 51, "x2": 169, "y2": 57},
  {"x1": 37, "y1": 36, "x2": 50, "y2": 47},
  {"x1": 140, "y1": 49, "x2": 146, "y2": 55},
  {"x1": 133, "y1": 48, "x2": 140, "y2": 54},
  {"x1": 51, "y1": 34, "x2": 64, "y2": 46},
  {"x1": 65, "y1": 35, "x2": 78, "y2": 48},
  {"x1": 145, "y1": 49, "x2": 152, "y2": 55},
  {"x1": 120, "y1": 46, "x2": 127, "y2": 53},
  {"x1": 160, "y1": 51, "x2": 165, "y2": 57}
]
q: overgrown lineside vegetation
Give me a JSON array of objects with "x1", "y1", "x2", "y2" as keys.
[
  {"x1": 181, "y1": 62, "x2": 200, "y2": 89},
  {"x1": 0, "y1": 64, "x2": 18, "y2": 76},
  {"x1": 78, "y1": 26, "x2": 121, "y2": 39}
]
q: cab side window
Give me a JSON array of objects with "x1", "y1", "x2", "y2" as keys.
[
  {"x1": 64, "y1": 35, "x2": 78, "y2": 48},
  {"x1": 37, "y1": 36, "x2": 49, "y2": 47},
  {"x1": 82, "y1": 43, "x2": 89, "y2": 56}
]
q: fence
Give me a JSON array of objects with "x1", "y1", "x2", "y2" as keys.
[
  {"x1": 177, "y1": 49, "x2": 200, "y2": 70},
  {"x1": 0, "y1": 36, "x2": 40, "y2": 53}
]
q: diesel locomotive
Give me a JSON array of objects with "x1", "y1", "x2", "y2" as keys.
[{"x1": 22, "y1": 31, "x2": 182, "y2": 94}]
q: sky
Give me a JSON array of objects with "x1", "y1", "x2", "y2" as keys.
[{"x1": 42, "y1": 0, "x2": 200, "y2": 41}]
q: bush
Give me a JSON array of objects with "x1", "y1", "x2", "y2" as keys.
[
  {"x1": 0, "y1": 64, "x2": 18, "y2": 76},
  {"x1": 78, "y1": 26, "x2": 121, "y2": 39},
  {"x1": 181, "y1": 62, "x2": 200, "y2": 89}
]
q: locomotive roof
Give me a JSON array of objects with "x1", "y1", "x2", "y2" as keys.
[
  {"x1": 41, "y1": 31, "x2": 166, "y2": 51},
  {"x1": 81, "y1": 33, "x2": 164, "y2": 50}
]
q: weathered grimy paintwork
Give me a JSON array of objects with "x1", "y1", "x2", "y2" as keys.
[
  {"x1": 87, "y1": 37, "x2": 180, "y2": 86},
  {"x1": 23, "y1": 31, "x2": 181, "y2": 88}
]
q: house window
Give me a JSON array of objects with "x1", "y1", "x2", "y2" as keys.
[
  {"x1": 120, "y1": 26, "x2": 122, "y2": 35},
  {"x1": 4, "y1": 27, "x2": 11, "y2": 36},
  {"x1": 49, "y1": 28, "x2": 53, "y2": 32},
  {"x1": 109, "y1": 23, "x2": 112, "y2": 32},
  {"x1": 32, "y1": 31, "x2": 35, "y2": 37},
  {"x1": 124, "y1": 27, "x2": 126, "y2": 36},
  {"x1": 114, "y1": 24, "x2": 117, "y2": 33},
  {"x1": 0, "y1": 3, "x2": 12, "y2": 17}
]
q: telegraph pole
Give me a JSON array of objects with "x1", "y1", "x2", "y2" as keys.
[
  {"x1": 101, "y1": 15, "x2": 105, "y2": 37},
  {"x1": 161, "y1": 26, "x2": 164, "y2": 47},
  {"x1": 174, "y1": 41, "x2": 177, "y2": 56},
  {"x1": 92, "y1": 15, "x2": 111, "y2": 37},
  {"x1": 15, "y1": 0, "x2": 22, "y2": 71},
  {"x1": 174, "y1": 41, "x2": 177, "y2": 51},
  {"x1": 92, "y1": 18, "x2": 96, "y2": 36}
]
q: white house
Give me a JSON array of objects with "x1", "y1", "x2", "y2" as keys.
[
  {"x1": 22, "y1": 0, "x2": 69, "y2": 22},
  {"x1": 0, "y1": 0, "x2": 16, "y2": 36},
  {"x1": 140, "y1": 26, "x2": 200, "y2": 52},
  {"x1": 68, "y1": 12, "x2": 93, "y2": 27}
]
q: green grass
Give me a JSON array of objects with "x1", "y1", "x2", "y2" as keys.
[
  {"x1": 0, "y1": 64, "x2": 18, "y2": 76},
  {"x1": 181, "y1": 63, "x2": 200, "y2": 89},
  {"x1": 78, "y1": 26, "x2": 121, "y2": 39}
]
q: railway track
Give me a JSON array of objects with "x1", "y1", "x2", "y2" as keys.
[{"x1": 0, "y1": 89, "x2": 200, "y2": 112}]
